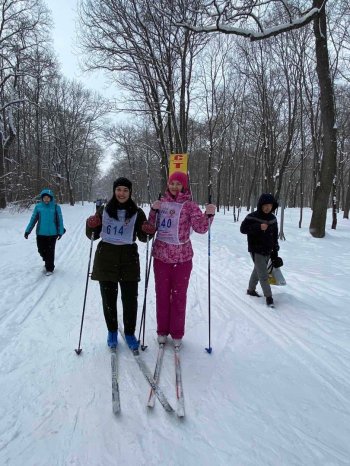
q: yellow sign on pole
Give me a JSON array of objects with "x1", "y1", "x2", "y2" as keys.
[{"x1": 169, "y1": 153, "x2": 188, "y2": 175}]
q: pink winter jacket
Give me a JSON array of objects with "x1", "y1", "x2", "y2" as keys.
[{"x1": 148, "y1": 190, "x2": 213, "y2": 264}]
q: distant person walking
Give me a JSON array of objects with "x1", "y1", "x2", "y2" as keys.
[
  {"x1": 240, "y1": 193, "x2": 280, "y2": 307},
  {"x1": 86, "y1": 177, "x2": 148, "y2": 350},
  {"x1": 24, "y1": 188, "x2": 65, "y2": 276}
]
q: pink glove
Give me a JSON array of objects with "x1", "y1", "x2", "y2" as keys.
[
  {"x1": 151, "y1": 200, "x2": 161, "y2": 210},
  {"x1": 205, "y1": 204, "x2": 216, "y2": 216},
  {"x1": 87, "y1": 214, "x2": 101, "y2": 228},
  {"x1": 142, "y1": 221, "x2": 156, "y2": 235}
]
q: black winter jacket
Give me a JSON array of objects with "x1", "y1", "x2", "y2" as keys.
[
  {"x1": 240, "y1": 194, "x2": 279, "y2": 257},
  {"x1": 86, "y1": 203, "x2": 148, "y2": 282}
]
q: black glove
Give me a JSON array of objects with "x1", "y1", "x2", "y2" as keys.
[
  {"x1": 24, "y1": 232, "x2": 29, "y2": 239},
  {"x1": 270, "y1": 249, "x2": 278, "y2": 260},
  {"x1": 272, "y1": 256, "x2": 283, "y2": 268}
]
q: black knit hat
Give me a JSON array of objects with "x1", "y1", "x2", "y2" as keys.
[{"x1": 113, "y1": 177, "x2": 132, "y2": 193}]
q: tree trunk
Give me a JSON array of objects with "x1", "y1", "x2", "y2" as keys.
[
  {"x1": 0, "y1": 111, "x2": 16, "y2": 208},
  {"x1": 0, "y1": 144, "x2": 6, "y2": 209},
  {"x1": 343, "y1": 169, "x2": 350, "y2": 219},
  {"x1": 309, "y1": 2, "x2": 337, "y2": 238},
  {"x1": 331, "y1": 177, "x2": 337, "y2": 229}
]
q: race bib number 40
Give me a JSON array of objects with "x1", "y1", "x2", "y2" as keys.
[{"x1": 156, "y1": 202, "x2": 184, "y2": 245}]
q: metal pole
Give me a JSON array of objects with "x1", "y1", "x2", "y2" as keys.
[
  {"x1": 138, "y1": 234, "x2": 150, "y2": 350},
  {"x1": 205, "y1": 194, "x2": 213, "y2": 354},
  {"x1": 75, "y1": 232, "x2": 94, "y2": 355},
  {"x1": 138, "y1": 199, "x2": 160, "y2": 350}
]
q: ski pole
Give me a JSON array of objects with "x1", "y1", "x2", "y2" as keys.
[
  {"x1": 138, "y1": 234, "x2": 152, "y2": 350},
  {"x1": 205, "y1": 195, "x2": 213, "y2": 354},
  {"x1": 75, "y1": 231, "x2": 94, "y2": 355},
  {"x1": 138, "y1": 234, "x2": 156, "y2": 350},
  {"x1": 138, "y1": 195, "x2": 160, "y2": 350}
]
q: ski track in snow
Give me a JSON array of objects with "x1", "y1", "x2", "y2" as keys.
[
  {"x1": 0, "y1": 204, "x2": 350, "y2": 466},
  {"x1": 194, "y1": 260, "x2": 350, "y2": 406}
]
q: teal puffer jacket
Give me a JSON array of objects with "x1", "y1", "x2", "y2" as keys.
[{"x1": 25, "y1": 189, "x2": 64, "y2": 236}]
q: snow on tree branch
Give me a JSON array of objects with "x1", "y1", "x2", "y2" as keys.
[
  {"x1": 178, "y1": 1, "x2": 326, "y2": 42},
  {"x1": 0, "y1": 99, "x2": 26, "y2": 113}
]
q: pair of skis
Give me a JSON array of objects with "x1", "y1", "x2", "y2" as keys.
[
  {"x1": 147, "y1": 342, "x2": 185, "y2": 418},
  {"x1": 110, "y1": 341, "x2": 184, "y2": 417}
]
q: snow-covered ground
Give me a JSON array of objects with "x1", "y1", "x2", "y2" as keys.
[{"x1": 0, "y1": 203, "x2": 349, "y2": 466}]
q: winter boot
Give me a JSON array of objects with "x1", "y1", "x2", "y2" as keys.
[
  {"x1": 125, "y1": 334, "x2": 139, "y2": 351},
  {"x1": 173, "y1": 338, "x2": 182, "y2": 349},
  {"x1": 107, "y1": 331, "x2": 118, "y2": 348},
  {"x1": 266, "y1": 296, "x2": 274, "y2": 308},
  {"x1": 247, "y1": 289, "x2": 261, "y2": 297},
  {"x1": 157, "y1": 335, "x2": 167, "y2": 344},
  {"x1": 45, "y1": 271, "x2": 53, "y2": 276}
]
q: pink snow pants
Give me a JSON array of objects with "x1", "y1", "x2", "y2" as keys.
[{"x1": 153, "y1": 258, "x2": 193, "y2": 339}]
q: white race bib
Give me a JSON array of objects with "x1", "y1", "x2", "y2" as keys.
[
  {"x1": 101, "y1": 210, "x2": 137, "y2": 245},
  {"x1": 156, "y1": 202, "x2": 186, "y2": 245}
]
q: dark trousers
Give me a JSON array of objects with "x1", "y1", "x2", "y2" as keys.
[
  {"x1": 36, "y1": 235, "x2": 57, "y2": 272},
  {"x1": 99, "y1": 281, "x2": 138, "y2": 335}
]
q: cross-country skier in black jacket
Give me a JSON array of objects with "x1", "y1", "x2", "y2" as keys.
[{"x1": 240, "y1": 193, "x2": 280, "y2": 307}]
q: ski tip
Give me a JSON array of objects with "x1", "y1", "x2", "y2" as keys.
[
  {"x1": 75, "y1": 348, "x2": 82, "y2": 355},
  {"x1": 205, "y1": 347, "x2": 212, "y2": 354},
  {"x1": 113, "y1": 406, "x2": 121, "y2": 415}
]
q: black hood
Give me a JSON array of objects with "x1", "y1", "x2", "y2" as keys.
[{"x1": 257, "y1": 193, "x2": 278, "y2": 212}]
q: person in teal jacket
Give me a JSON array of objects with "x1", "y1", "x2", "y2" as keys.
[{"x1": 24, "y1": 189, "x2": 65, "y2": 275}]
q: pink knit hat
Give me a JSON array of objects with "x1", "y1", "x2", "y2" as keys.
[{"x1": 168, "y1": 171, "x2": 188, "y2": 190}]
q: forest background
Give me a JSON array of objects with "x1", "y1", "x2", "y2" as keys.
[{"x1": 1, "y1": 0, "x2": 350, "y2": 238}]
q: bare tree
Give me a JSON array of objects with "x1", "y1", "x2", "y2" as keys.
[
  {"x1": 104, "y1": 122, "x2": 162, "y2": 203},
  {"x1": 0, "y1": 0, "x2": 50, "y2": 208},
  {"x1": 180, "y1": 0, "x2": 337, "y2": 238},
  {"x1": 78, "y1": 0, "x2": 207, "y2": 190},
  {"x1": 309, "y1": 0, "x2": 337, "y2": 237},
  {"x1": 46, "y1": 78, "x2": 108, "y2": 205},
  {"x1": 196, "y1": 35, "x2": 237, "y2": 205}
]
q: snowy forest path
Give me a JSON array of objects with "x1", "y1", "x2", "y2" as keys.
[
  {"x1": 191, "y1": 249, "x2": 349, "y2": 402},
  {"x1": 0, "y1": 204, "x2": 350, "y2": 466}
]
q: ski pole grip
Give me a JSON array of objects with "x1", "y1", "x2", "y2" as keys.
[{"x1": 207, "y1": 194, "x2": 213, "y2": 218}]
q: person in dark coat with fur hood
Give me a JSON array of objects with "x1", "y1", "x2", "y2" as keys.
[
  {"x1": 86, "y1": 177, "x2": 149, "y2": 350},
  {"x1": 240, "y1": 193, "x2": 280, "y2": 307}
]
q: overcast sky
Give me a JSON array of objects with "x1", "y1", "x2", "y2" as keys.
[
  {"x1": 44, "y1": 0, "x2": 121, "y2": 172},
  {"x1": 45, "y1": 0, "x2": 117, "y2": 100}
]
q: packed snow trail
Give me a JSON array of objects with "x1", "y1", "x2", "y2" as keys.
[{"x1": 0, "y1": 203, "x2": 350, "y2": 466}]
